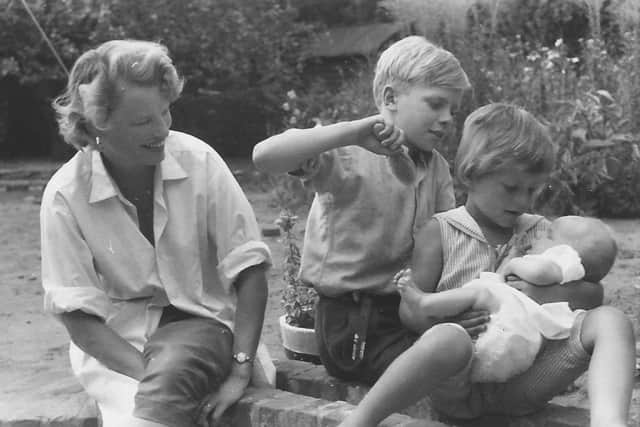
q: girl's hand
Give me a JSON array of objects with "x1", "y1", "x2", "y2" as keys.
[
  {"x1": 196, "y1": 369, "x2": 251, "y2": 426},
  {"x1": 443, "y1": 310, "x2": 489, "y2": 339}
]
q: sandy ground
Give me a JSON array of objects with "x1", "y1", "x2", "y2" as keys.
[{"x1": 1, "y1": 161, "x2": 639, "y2": 413}]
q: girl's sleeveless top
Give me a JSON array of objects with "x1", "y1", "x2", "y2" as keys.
[{"x1": 433, "y1": 206, "x2": 549, "y2": 292}]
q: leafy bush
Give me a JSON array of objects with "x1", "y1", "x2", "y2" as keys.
[
  {"x1": 276, "y1": 210, "x2": 317, "y2": 328},
  {"x1": 378, "y1": 0, "x2": 640, "y2": 217}
]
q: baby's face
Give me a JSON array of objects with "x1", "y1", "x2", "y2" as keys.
[
  {"x1": 529, "y1": 220, "x2": 576, "y2": 254},
  {"x1": 529, "y1": 227, "x2": 557, "y2": 254}
]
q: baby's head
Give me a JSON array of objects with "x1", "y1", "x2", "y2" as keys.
[{"x1": 532, "y1": 216, "x2": 618, "y2": 282}]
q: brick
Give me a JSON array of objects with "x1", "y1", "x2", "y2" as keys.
[
  {"x1": 273, "y1": 359, "x2": 640, "y2": 427},
  {"x1": 317, "y1": 401, "x2": 355, "y2": 427}
]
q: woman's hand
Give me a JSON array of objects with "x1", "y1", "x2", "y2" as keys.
[{"x1": 196, "y1": 367, "x2": 251, "y2": 426}]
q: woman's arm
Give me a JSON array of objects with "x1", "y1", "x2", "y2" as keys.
[
  {"x1": 59, "y1": 310, "x2": 145, "y2": 380},
  {"x1": 197, "y1": 263, "x2": 268, "y2": 423},
  {"x1": 230, "y1": 263, "x2": 268, "y2": 378}
]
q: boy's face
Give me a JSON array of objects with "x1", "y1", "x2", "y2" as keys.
[{"x1": 388, "y1": 84, "x2": 462, "y2": 153}]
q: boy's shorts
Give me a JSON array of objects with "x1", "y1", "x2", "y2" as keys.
[
  {"x1": 315, "y1": 291, "x2": 418, "y2": 385},
  {"x1": 133, "y1": 305, "x2": 233, "y2": 426},
  {"x1": 430, "y1": 311, "x2": 590, "y2": 419}
]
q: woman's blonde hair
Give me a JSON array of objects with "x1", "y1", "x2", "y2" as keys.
[
  {"x1": 372, "y1": 35, "x2": 470, "y2": 108},
  {"x1": 53, "y1": 40, "x2": 184, "y2": 149},
  {"x1": 455, "y1": 103, "x2": 556, "y2": 189}
]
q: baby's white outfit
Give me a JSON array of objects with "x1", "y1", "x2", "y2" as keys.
[{"x1": 470, "y1": 245, "x2": 584, "y2": 382}]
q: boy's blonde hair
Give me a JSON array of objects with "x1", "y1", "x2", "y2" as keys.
[
  {"x1": 53, "y1": 39, "x2": 184, "y2": 149},
  {"x1": 455, "y1": 103, "x2": 556, "y2": 189},
  {"x1": 372, "y1": 35, "x2": 470, "y2": 108}
]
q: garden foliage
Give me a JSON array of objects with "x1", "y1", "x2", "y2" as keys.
[
  {"x1": 276, "y1": 210, "x2": 317, "y2": 328},
  {"x1": 276, "y1": 0, "x2": 640, "y2": 218}
]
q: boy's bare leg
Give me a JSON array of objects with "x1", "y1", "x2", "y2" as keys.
[
  {"x1": 581, "y1": 306, "x2": 635, "y2": 427},
  {"x1": 338, "y1": 324, "x2": 473, "y2": 427}
]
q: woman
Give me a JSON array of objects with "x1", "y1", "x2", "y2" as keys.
[{"x1": 41, "y1": 39, "x2": 273, "y2": 427}]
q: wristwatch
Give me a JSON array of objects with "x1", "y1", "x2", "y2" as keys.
[{"x1": 232, "y1": 351, "x2": 253, "y2": 364}]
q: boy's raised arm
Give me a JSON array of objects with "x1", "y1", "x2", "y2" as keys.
[{"x1": 252, "y1": 115, "x2": 404, "y2": 174}]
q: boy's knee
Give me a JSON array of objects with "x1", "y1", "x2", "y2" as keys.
[{"x1": 417, "y1": 323, "x2": 473, "y2": 368}]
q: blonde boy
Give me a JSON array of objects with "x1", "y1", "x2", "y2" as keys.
[{"x1": 253, "y1": 36, "x2": 474, "y2": 383}]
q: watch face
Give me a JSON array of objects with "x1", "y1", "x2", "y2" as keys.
[{"x1": 234, "y1": 352, "x2": 249, "y2": 363}]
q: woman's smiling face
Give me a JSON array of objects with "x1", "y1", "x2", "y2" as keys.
[{"x1": 98, "y1": 83, "x2": 172, "y2": 168}]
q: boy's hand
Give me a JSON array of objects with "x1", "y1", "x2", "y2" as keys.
[{"x1": 358, "y1": 116, "x2": 406, "y2": 156}]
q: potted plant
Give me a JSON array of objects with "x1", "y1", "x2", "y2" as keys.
[{"x1": 276, "y1": 210, "x2": 321, "y2": 364}]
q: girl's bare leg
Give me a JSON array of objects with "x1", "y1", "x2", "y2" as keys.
[
  {"x1": 580, "y1": 306, "x2": 635, "y2": 427},
  {"x1": 338, "y1": 323, "x2": 473, "y2": 427}
]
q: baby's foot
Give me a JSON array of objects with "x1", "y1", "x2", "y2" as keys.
[{"x1": 396, "y1": 271, "x2": 425, "y2": 314}]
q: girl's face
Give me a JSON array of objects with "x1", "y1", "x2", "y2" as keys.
[
  {"x1": 391, "y1": 85, "x2": 462, "y2": 153},
  {"x1": 98, "y1": 83, "x2": 172, "y2": 169},
  {"x1": 466, "y1": 164, "x2": 547, "y2": 231}
]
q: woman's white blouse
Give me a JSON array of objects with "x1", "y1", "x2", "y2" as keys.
[{"x1": 40, "y1": 131, "x2": 272, "y2": 345}]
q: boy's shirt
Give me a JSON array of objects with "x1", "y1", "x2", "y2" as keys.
[{"x1": 293, "y1": 141, "x2": 454, "y2": 296}]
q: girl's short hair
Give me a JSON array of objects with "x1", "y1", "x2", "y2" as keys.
[
  {"x1": 455, "y1": 103, "x2": 556, "y2": 189},
  {"x1": 372, "y1": 35, "x2": 470, "y2": 108},
  {"x1": 53, "y1": 40, "x2": 184, "y2": 149}
]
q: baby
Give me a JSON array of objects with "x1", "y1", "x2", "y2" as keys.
[{"x1": 397, "y1": 215, "x2": 618, "y2": 382}]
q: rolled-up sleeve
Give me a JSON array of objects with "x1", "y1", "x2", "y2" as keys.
[
  {"x1": 206, "y1": 152, "x2": 272, "y2": 292},
  {"x1": 40, "y1": 190, "x2": 114, "y2": 320}
]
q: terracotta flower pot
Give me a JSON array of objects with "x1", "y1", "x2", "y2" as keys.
[{"x1": 279, "y1": 315, "x2": 321, "y2": 365}]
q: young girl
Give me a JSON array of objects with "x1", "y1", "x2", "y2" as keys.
[
  {"x1": 396, "y1": 214, "x2": 619, "y2": 383},
  {"x1": 338, "y1": 104, "x2": 635, "y2": 427}
]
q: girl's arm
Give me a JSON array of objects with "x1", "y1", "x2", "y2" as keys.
[
  {"x1": 508, "y1": 278, "x2": 603, "y2": 310},
  {"x1": 60, "y1": 310, "x2": 145, "y2": 380},
  {"x1": 401, "y1": 218, "x2": 490, "y2": 336},
  {"x1": 398, "y1": 219, "x2": 443, "y2": 332},
  {"x1": 252, "y1": 116, "x2": 403, "y2": 174}
]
